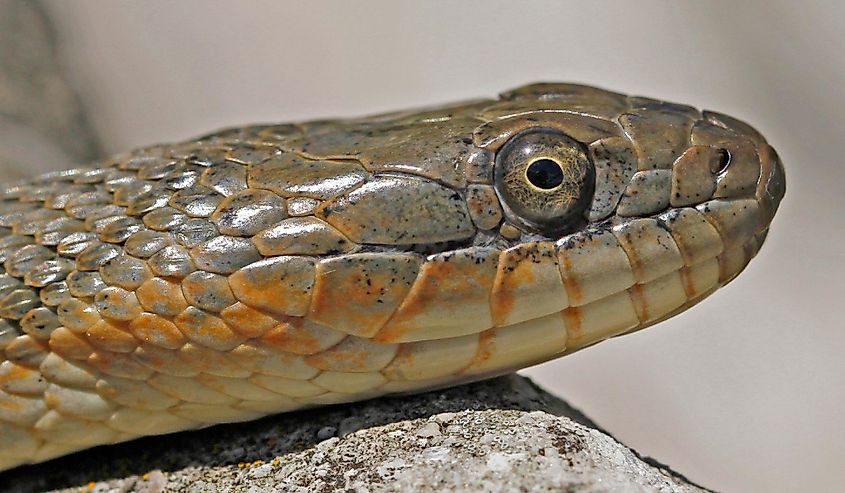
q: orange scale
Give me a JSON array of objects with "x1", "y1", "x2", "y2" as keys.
[
  {"x1": 219, "y1": 302, "x2": 279, "y2": 338},
  {"x1": 84, "y1": 320, "x2": 138, "y2": 353},
  {"x1": 258, "y1": 318, "x2": 345, "y2": 356},
  {"x1": 48, "y1": 327, "x2": 95, "y2": 361},
  {"x1": 173, "y1": 307, "x2": 245, "y2": 352},
  {"x1": 128, "y1": 313, "x2": 187, "y2": 350},
  {"x1": 135, "y1": 277, "x2": 189, "y2": 317}
]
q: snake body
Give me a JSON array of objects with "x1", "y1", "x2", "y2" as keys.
[{"x1": 0, "y1": 83, "x2": 784, "y2": 470}]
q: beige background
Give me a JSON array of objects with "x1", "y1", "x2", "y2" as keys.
[{"x1": 14, "y1": 1, "x2": 845, "y2": 491}]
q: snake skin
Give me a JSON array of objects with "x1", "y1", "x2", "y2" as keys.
[{"x1": 0, "y1": 83, "x2": 785, "y2": 470}]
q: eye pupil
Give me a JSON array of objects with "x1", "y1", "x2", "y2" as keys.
[{"x1": 526, "y1": 159, "x2": 564, "y2": 190}]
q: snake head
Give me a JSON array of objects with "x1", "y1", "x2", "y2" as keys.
[
  {"x1": 260, "y1": 83, "x2": 785, "y2": 348},
  {"x1": 26, "y1": 83, "x2": 781, "y2": 354},
  {"x1": 461, "y1": 84, "x2": 787, "y2": 351}
]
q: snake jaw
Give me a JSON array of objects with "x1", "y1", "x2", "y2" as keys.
[{"x1": 0, "y1": 83, "x2": 785, "y2": 471}]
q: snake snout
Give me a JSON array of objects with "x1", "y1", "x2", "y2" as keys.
[{"x1": 757, "y1": 143, "x2": 786, "y2": 224}]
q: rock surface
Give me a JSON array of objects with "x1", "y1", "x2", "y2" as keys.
[
  {"x1": 0, "y1": 0, "x2": 101, "y2": 179},
  {"x1": 1, "y1": 375, "x2": 713, "y2": 493}
]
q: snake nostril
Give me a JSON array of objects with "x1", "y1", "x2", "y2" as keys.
[{"x1": 711, "y1": 148, "x2": 732, "y2": 175}]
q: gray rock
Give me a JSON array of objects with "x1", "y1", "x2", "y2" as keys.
[
  {"x1": 0, "y1": 0, "x2": 101, "y2": 179},
  {"x1": 1, "y1": 375, "x2": 714, "y2": 493}
]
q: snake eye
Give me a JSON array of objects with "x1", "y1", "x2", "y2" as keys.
[{"x1": 494, "y1": 128, "x2": 594, "y2": 232}]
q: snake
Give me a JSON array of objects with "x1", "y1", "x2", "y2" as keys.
[{"x1": 0, "y1": 83, "x2": 785, "y2": 471}]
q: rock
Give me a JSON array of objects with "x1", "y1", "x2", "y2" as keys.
[
  {"x1": 1, "y1": 375, "x2": 713, "y2": 492},
  {"x1": 0, "y1": 0, "x2": 101, "y2": 179}
]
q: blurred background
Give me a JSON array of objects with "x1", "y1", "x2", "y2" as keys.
[{"x1": 2, "y1": 1, "x2": 842, "y2": 491}]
